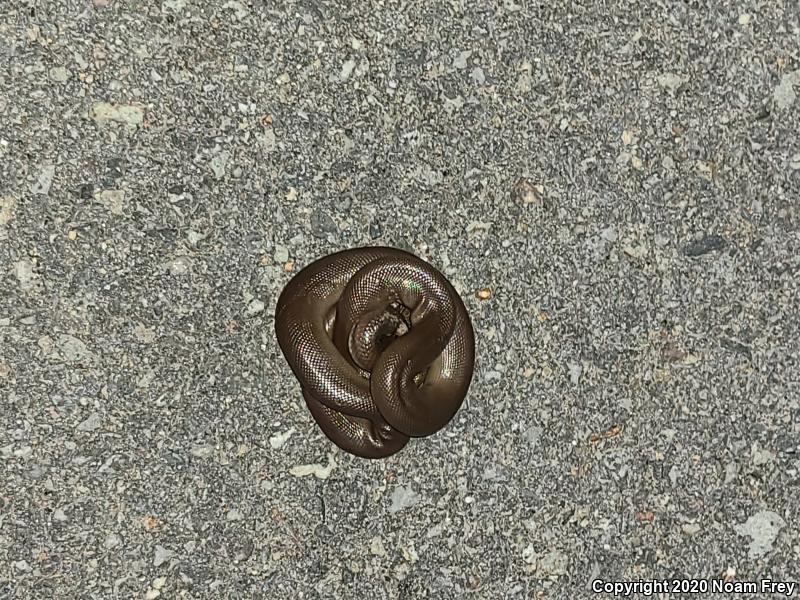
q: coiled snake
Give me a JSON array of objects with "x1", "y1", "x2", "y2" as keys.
[{"x1": 275, "y1": 247, "x2": 475, "y2": 458}]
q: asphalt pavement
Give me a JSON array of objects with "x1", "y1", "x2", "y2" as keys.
[{"x1": 1, "y1": 1, "x2": 798, "y2": 598}]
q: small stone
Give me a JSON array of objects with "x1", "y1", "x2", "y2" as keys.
[
  {"x1": 53, "y1": 508, "x2": 68, "y2": 522},
  {"x1": 50, "y1": 66, "x2": 70, "y2": 82},
  {"x1": 67, "y1": 230, "x2": 78, "y2": 240},
  {"x1": 285, "y1": 187, "x2": 298, "y2": 201},
  {"x1": 106, "y1": 158, "x2": 125, "y2": 181},
  {"x1": 402, "y1": 545, "x2": 419, "y2": 564},
  {"x1": 568, "y1": 362, "x2": 582, "y2": 385},
  {"x1": 470, "y1": 67, "x2": 485, "y2": 85},
  {"x1": 269, "y1": 428, "x2": 295, "y2": 449},
  {"x1": 369, "y1": 221, "x2": 382, "y2": 239},
  {"x1": 232, "y1": 538, "x2": 254, "y2": 562},
  {"x1": 681, "y1": 523, "x2": 701, "y2": 535},
  {"x1": 89, "y1": 102, "x2": 145, "y2": 128},
  {"x1": 475, "y1": 287, "x2": 492, "y2": 300},
  {"x1": 661, "y1": 343, "x2": 686, "y2": 363},
  {"x1": 661, "y1": 155, "x2": 675, "y2": 170},
  {"x1": 289, "y1": 452, "x2": 336, "y2": 479},
  {"x1": 30, "y1": 165, "x2": 55, "y2": 195},
  {"x1": 734, "y1": 511, "x2": 785, "y2": 558},
  {"x1": 369, "y1": 536, "x2": 387, "y2": 556},
  {"x1": 538, "y1": 550, "x2": 568, "y2": 575},
  {"x1": 142, "y1": 515, "x2": 159, "y2": 530},
  {"x1": 621, "y1": 130, "x2": 635, "y2": 145},
  {"x1": 133, "y1": 323, "x2": 156, "y2": 343},
  {"x1": 166, "y1": 256, "x2": 192, "y2": 275},
  {"x1": 152, "y1": 577, "x2": 167, "y2": 590},
  {"x1": 724, "y1": 462, "x2": 738, "y2": 484},
  {"x1": 512, "y1": 178, "x2": 543, "y2": 204},
  {"x1": 226, "y1": 509, "x2": 243, "y2": 522},
  {"x1": 190, "y1": 444, "x2": 214, "y2": 458},
  {"x1": 12, "y1": 560, "x2": 31, "y2": 572},
  {"x1": 515, "y1": 71, "x2": 532, "y2": 94},
  {"x1": 466, "y1": 221, "x2": 491, "y2": 236},
  {"x1": 273, "y1": 245, "x2": 289, "y2": 263},
  {"x1": 524, "y1": 426, "x2": 543, "y2": 446},
  {"x1": 669, "y1": 465, "x2": 681, "y2": 485},
  {"x1": 77, "y1": 412, "x2": 102, "y2": 432},
  {"x1": 57, "y1": 334, "x2": 94, "y2": 363},
  {"x1": 695, "y1": 160, "x2": 715, "y2": 181},
  {"x1": 26, "y1": 464, "x2": 46, "y2": 479},
  {"x1": 186, "y1": 230, "x2": 206, "y2": 245},
  {"x1": 145, "y1": 589, "x2": 161, "y2": 600},
  {"x1": 393, "y1": 561, "x2": 411, "y2": 581},
  {"x1": 14, "y1": 446, "x2": 33, "y2": 459},
  {"x1": 38, "y1": 336, "x2": 54, "y2": 354},
  {"x1": 600, "y1": 226, "x2": 618, "y2": 242},
  {"x1": 738, "y1": 13, "x2": 751, "y2": 25},
  {"x1": 14, "y1": 259, "x2": 37, "y2": 290},
  {"x1": 620, "y1": 243, "x2": 644, "y2": 259},
  {"x1": 97, "y1": 189, "x2": 125, "y2": 215},
  {"x1": 773, "y1": 71, "x2": 798, "y2": 110},
  {"x1": 245, "y1": 299, "x2": 265, "y2": 317},
  {"x1": 657, "y1": 72, "x2": 687, "y2": 95},
  {"x1": 751, "y1": 442, "x2": 775, "y2": 466},
  {"x1": 163, "y1": 0, "x2": 187, "y2": 10},
  {"x1": 389, "y1": 485, "x2": 421, "y2": 513},
  {"x1": 0, "y1": 196, "x2": 15, "y2": 226},
  {"x1": 684, "y1": 235, "x2": 727, "y2": 257},
  {"x1": 522, "y1": 544, "x2": 537, "y2": 565},
  {"x1": 340, "y1": 59, "x2": 357, "y2": 81},
  {"x1": 259, "y1": 128, "x2": 277, "y2": 152},
  {"x1": 210, "y1": 151, "x2": 230, "y2": 179},
  {"x1": 453, "y1": 50, "x2": 472, "y2": 69},
  {"x1": 310, "y1": 209, "x2": 338, "y2": 238},
  {"x1": 138, "y1": 369, "x2": 156, "y2": 389},
  {"x1": 104, "y1": 533, "x2": 122, "y2": 549},
  {"x1": 153, "y1": 545, "x2": 174, "y2": 567}
]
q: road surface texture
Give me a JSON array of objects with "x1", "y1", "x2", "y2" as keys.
[{"x1": 1, "y1": 1, "x2": 798, "y2": 598}]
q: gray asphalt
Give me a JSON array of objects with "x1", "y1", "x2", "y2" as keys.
[{"x1": 1, "y1": 1, "x2": 798, "y2": 598}]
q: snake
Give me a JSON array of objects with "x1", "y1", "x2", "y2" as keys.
[{"x1": 274, "y1": 247, "x2": 475, "y2": 458}]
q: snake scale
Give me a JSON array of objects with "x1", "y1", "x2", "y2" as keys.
[{"x1": 275, "y1": 247, "x2": 475, "y2": 458}]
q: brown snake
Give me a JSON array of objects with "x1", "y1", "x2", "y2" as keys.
[{"x1": 274, "y1": 247, "x2": 475, "y2": 458}]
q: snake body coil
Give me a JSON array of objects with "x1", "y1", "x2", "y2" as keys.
[{"x1": 275, "y1": 247, "x2": 475, "y2": 458}]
